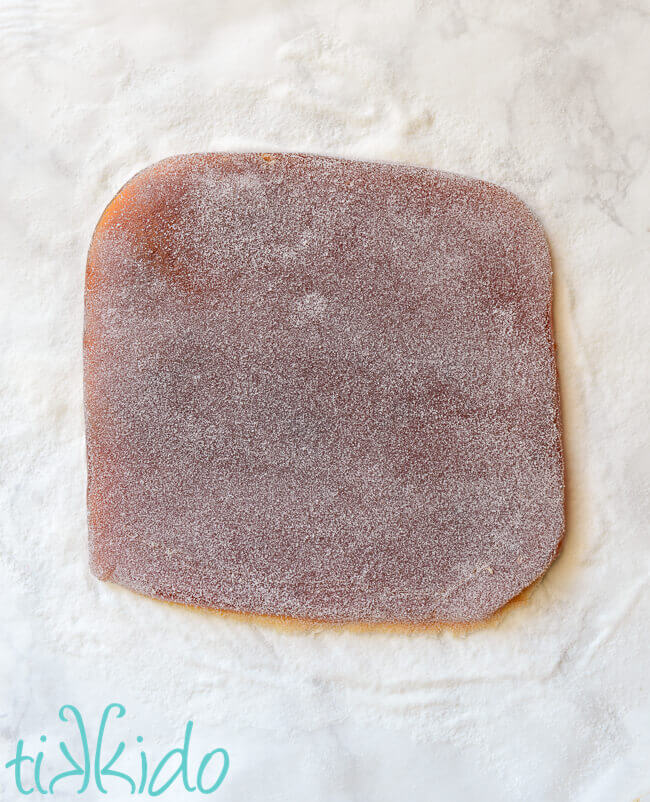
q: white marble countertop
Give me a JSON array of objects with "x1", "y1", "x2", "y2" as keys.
[{"x1": 1, "y1": 1, "x2": 649, "y2": 799}]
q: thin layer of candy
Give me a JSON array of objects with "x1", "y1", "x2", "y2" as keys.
[{"x1": 84, "y1": 153, "x2": 564, "y2": 623}]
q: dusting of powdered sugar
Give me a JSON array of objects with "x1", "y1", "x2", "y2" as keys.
[{"x1": 84, "y1": 152, "x2": 563, "y2": 623}]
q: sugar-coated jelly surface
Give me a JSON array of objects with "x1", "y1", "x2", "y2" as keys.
[{"x1": 84, "y1": 153, "x2": 564, "y2": 623}]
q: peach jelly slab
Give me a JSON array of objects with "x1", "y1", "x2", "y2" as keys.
[{"x1": 84, "y1": 153, "x2": 564, "y2": 624}]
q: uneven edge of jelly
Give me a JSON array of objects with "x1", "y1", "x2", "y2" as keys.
[{"x1": 100, "y1": 571, "x2": 553, "y2": 634}]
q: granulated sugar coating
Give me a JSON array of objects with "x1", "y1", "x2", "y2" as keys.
[{"x1": 84, "y1": 152, "x2": 564, "y2": 624}]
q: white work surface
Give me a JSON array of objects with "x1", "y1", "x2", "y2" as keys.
[{"x1": 1, "y1": 1, "x2": 649, "y2": 799}]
